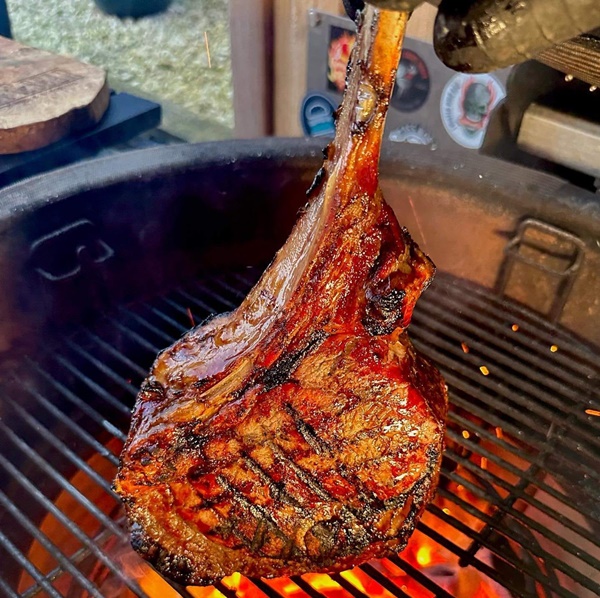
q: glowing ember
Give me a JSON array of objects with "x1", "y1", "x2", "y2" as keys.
[
  {"x1": 187, "y1": 307, "x2": 195, "y2": 327},
  {"x1": 462, "y1": 430, "x2": 471, "y2": 439},
  {"x1": 263, "y1": 578, "x2": 299, "y2": 597},
  {"x1": 407, "y1": 194, "x2": 428, "y2": 251},
  {"x1": 461, "y1": 342, "x2": 470, "y2": 354},
  {"x1": 550, "y1": 345, "x2": 558, "y2": 353},
  {"x1": 585, "y1": 409, "x2": 600, "y2": 417},
  {"x1": 416, "y1": 544, "x2": 433, "y2": 567},
  {"x1": 495, "y1": 427, "x2": 503, "y2": 439},
  {"x1": 304, "y1": 573, "x2": 343, "y2": 592},
  {"x1": 341, "y1": 568, "x2": 389, "y2": 597},
  {"x1": 511, "y1": 324, "x2": 519, "y2": 332},
  {"x1": 480, "y1": 366, "x2": 490, "y2": 376},
  {"x1": 189, "y1": 588, "x2": 224, "y2": 598},
  {"x1": 222, "y1": 572, "x2": 253, "y2": 595}
]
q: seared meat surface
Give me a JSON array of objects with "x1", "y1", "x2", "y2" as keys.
[{"x1": 115, "y1": 6, "x2": 447, "y2": 585}]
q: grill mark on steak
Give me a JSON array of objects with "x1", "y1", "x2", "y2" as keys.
[
  {"x1": 230, "y1": 331, "x2": 327, "y2": 400},
  {"x1": 221, "y1": 446, "x2": 379, "y2": 560},
  {"x1": 217, "y1": 474, "x2": 299, "y2": 559},
  {"x1": 268, "y1": 442, "x2": 333, "y2": 502},
  {"x1": 259, "y1": 331, "x2": 327, "y2": 390},
  {"x1": 244, "y1": 436, "x2": 418, "y2": 540},
  {"x1": 242, "y1": 453, "x2": 308, "y2": 510},
  {"x1": 283, "y1": 402, "x2": 331, "y2": 456},
  {"x1": 267, "y1": 442, "x2": 374, "y2": 547}
]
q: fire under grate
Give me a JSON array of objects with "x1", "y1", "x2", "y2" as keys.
[{"x1": 0, "y1": 268, "x2": 599, "y2": 598}]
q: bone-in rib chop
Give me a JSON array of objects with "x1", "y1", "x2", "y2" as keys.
[{"x1": 115, "y1": 6, "x2": 447, "y2": 585}]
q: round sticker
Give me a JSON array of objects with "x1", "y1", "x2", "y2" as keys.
[
  {"x1": 327, "y1": 26, "x2": 356, "y2": 94},
  {"x1": 389, "y1": 124, "x2": 433, "y2": 146},
  {"x1": 300, "y1": 92, "x2": 337, "y2": 138},
  {"x1": 440, "y1": 73, "x2": 506, "y2": 149},
  {"x1": 391, "y1": 49, "x2": 430, "y2": 113}
]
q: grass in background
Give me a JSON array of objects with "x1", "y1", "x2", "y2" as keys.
[{"x1": 7, "y1": 0, "x2": 233, "y2": 131}]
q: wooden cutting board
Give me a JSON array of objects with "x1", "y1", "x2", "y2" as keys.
[{"x1": 0, "y1": 37, "x2": 109, "y2": 154}]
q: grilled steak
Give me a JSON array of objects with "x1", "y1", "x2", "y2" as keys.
[{"x1": 115, "y1": 6, "x2": 447, "y2": 585}]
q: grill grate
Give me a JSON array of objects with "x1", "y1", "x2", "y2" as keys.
[{"x1": 0, "y1": 268, "x2": 599, "y2": 598}]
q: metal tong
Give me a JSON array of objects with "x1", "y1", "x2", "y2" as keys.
[{"x1": 344, "y1": 0, "x2": 600, "y2": 82}]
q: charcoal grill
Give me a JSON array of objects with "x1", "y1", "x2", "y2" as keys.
[{"x1": 0, "y1": 138, "x2": 598, "y2": 598}]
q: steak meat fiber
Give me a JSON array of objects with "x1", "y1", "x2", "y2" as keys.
[{"x1": 115, "y1": 6, "x2": 448, "y2": 585}]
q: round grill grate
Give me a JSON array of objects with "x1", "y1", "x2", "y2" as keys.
[{"x1": 0, "y1": 268, "x2": 598, "y2": 598}]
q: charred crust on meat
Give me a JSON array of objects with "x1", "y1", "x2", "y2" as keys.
[
  {"x1": 173, "y1": 429, "x2": 213, "y2": 466},
  {"x1": 363, "y1": 286, "x2": 406, "y2": 335},
  {"x1": 187, "y1": 461, "x2": 210, "y2": 480},
  {"x1": 218, "y1": 475, "x2": 304, "y2": 559},
  {"x1": 257, "y1": 331, "x2": 326, "y2": 391},
  {"x1": 192, "y1": 378, "x2": 213, "y2": 390},
  {"x1": 249, "y1": 519, "x2": 269, "y2": 552},
  {"x1": 307, "y1": 166, "x2": 326, "y2": 196},
  {"x1": 131, "y1": 524, "x2": 197, "y2": 586},
  {"x1": 242, "y1": 453, "x2": 306, "y2": 509},
  {"x1": 305, "y1": 519, "x2": 342, "y2": 561},
  {"x1": 284, "y1": 402, "x2": 331, "y2": 455},
  {"x1": 138, "y1": 378, "x2": 165, "y2": 402}
]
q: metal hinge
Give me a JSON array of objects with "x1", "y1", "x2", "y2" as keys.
[{"x1": 495, "y1": 218, "x2": 585, "y2": 323}]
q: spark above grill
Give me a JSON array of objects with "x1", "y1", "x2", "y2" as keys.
[{"x1": 0, "y1": 267, "x2": 598, "y2": 598}]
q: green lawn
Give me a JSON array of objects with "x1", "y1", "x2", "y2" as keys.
[{"x1": 7, "y1": 0, "x2": 234, "y2": 131}]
